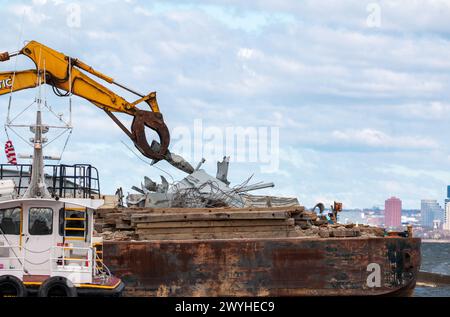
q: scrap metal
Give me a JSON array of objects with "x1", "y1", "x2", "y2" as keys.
[{"x1": 126, "y1": 156, "x2": 281, "y2": 209}]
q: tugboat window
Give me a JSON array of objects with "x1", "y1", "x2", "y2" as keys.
[
  {"x1": 0, "y1": 207, "x2": 21, "y2": 235},
  {"x1": 29, "y1": 208, "x2": 53, "y2": 235}
]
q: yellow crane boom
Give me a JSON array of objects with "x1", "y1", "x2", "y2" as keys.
[{"x1": 0, "y1": 40, "x2": 170, "y2": 161}]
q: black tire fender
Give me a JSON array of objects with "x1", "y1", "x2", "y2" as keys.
[
  {"x1": 0, "y1": 275, "x2": 27, "y2": 297},
  {"x1": 38, "y1": 276, "x2": 78, "y2": 297}
]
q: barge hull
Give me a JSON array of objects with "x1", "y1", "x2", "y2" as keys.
[{"x1": 103, "y1": 237, "x2": 421, "y2": 297}]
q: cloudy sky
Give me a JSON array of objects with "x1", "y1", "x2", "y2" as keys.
[{"x1": 1, "y1": 0, "x2": 450, "y2": 209}]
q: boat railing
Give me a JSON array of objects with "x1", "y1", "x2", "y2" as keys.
[
  {"x1": 50, "y1": 246, "x2": 94, "y2": 275},
  {"x1": 0, "y1": 163, "x2": 101, "y2": 199},
  {"x1": 94, "y1": 252, "x2": 112, "y2": 277}
]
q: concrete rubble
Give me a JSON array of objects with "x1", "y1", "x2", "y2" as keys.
[{"x1": 126, "y1": 156, "x2": 297, "y2": 209}]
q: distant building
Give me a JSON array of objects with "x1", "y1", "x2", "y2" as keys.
[
  {"x1": 433, "y1": 220, "x2": 442, "y2": 230},
  {"x1": 340, "y1": 210, "x2": 367, "y2": 225},
  {"x1": 367, "y1": 215, "x2": 384, "y2": 227},
  {"x1": 385, "y1": 197, "x2": 402, "y2": 228},
  {"x1": 444, "y1": 186, "x2": 450, "y2": 231},
  {"x1": 444, "y1": 186, "x2": 450, "y2": 230},
  {"x1": 421, "y1": 200, "x2": 445, "y2": 228},
  {"x1": 445, "y1": 203, "x2": 450, "y2": 231}
]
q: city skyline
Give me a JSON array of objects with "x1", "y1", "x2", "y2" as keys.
[
  {"x1": 354, "y1": 183, "x2": 450, "y2": 211},
  {"x1": 341, "y1": 190, "x2": 450, "y2": 212}
]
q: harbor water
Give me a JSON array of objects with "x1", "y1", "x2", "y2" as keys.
[{"x1": 415, "y1": 242, "x2": 450, "y2": 297}]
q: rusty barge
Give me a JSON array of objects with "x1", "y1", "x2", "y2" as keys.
[
  {"x1": 94, "y1": 205, "x2": 421, "y2": 297},
  {"x1": 103, "y1": 236, "x2": 420, "y2": 297},
  {"x1": 1, "y1": 161, "x2": 421, "y2": 297},
  {"x1": 94, "y1": 160, "x2": 421, "y2": 297}
]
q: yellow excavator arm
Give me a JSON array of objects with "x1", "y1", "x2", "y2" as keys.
[{"x1": 0, "y1": 40, "x2": 170, "y2": 161}]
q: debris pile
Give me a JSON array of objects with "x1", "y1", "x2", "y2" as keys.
[
  {"x1": 126, "y1": 157, "x2": 295, "y2": 209},
  {"x1": 99, "y1": 230, "x2": 135, "y2": 241},
  {"x1": 95, "y1": 206, "x2": 301, "y2": 240},
  {"x1": 95, "y1": 206, "x2": 386, "y2": 241},
  {"x1": 94, "y1": 156, "x2": 387, "y2": 241}
]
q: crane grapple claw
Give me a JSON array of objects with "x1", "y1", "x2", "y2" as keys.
[
  {"x1": 0, "y1": 52, "x2": 10, "y2": 62},
  {"x1": 131, "y1": 109, "x2": 170, "y2": 161}
]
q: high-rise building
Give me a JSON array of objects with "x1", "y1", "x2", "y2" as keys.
[
  {"x1": 421, "y1": 200, "x2": 445, "y2": 228},
  {"x1": 385, "y1": 197, "x2": 402, "y2": 228},
  {"x1": 445, "y1": 203, "x2": 450, "y2": 231},
  {"x1": 445, "y1": 198, "x2": 450, "y2": 231},
  {"x1": 445, "y1": 186, "x2": 450, "y2": 231}
]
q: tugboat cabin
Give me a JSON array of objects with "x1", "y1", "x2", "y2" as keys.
[{"x1": 0, "y1": 197, "x2": 124, "y2": 297}]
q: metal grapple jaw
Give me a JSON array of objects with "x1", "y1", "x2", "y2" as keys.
[
  {"x1": 130, "y1": 109, "x2": 170, "y2": 161},
  {"x1": 104, "y1": 92, "x2": 170, "y2": 162}
]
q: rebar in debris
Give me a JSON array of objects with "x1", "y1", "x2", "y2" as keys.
[{"x1": 170, "y1": 176, "x2": 257, "y2": 208}]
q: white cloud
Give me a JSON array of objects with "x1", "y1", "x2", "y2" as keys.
[
  {"x1": 9, "y1": 4, "x2": 50, "y2": 24},
  {"x1": 332, "y1": 129, "x2": 438, "y2": 150},
  {"x1": 378, "y1": 164, "x2": 450, "y2": 184},
  {"x1": 237, "y1": 48, "x2": 254, "y2": 60},
  {"x1": 406, "y1": 102, "x2": 450, "y2": 120}
]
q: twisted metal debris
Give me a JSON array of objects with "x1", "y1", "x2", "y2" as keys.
[{"x1": 125, "y1": 156, "x2": 298, "y2": 209}]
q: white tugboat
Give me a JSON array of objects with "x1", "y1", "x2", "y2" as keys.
[{"x1": 0, "y1": 104, "x2": 124, "y2": 297}]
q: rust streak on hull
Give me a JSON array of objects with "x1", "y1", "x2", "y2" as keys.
[{"x1": 103, "y1": 237, "x2": 421, "y2": 297}]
